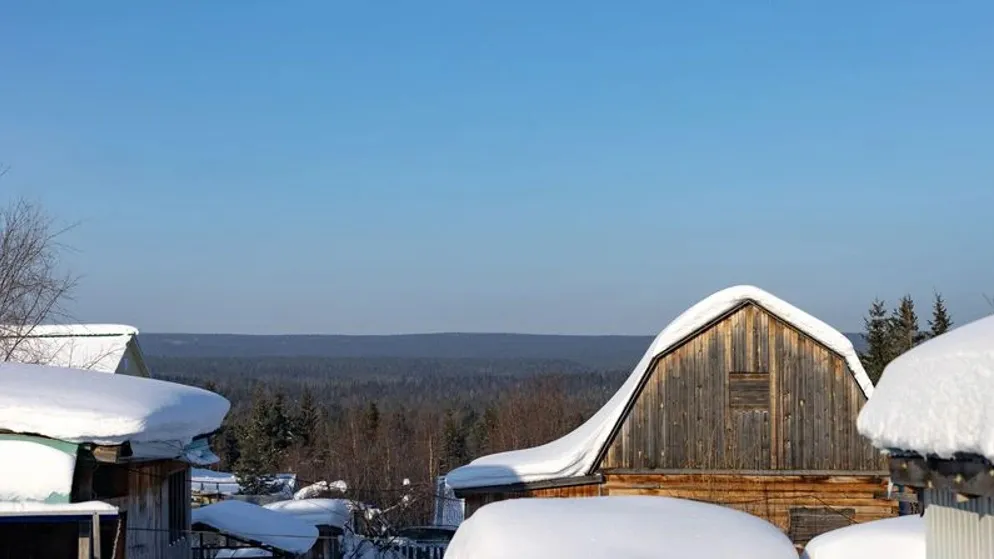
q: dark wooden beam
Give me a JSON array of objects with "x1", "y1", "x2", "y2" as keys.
[
  {"x1": 91, "y1": 445, "x2": 124, "y2": 463},
  {"x1": 452, "y1": 474, "x2": 603, "y2": 497}
]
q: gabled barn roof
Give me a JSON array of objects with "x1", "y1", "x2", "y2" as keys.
[
  {"x1": 446, "y1": 285, "x2": 872, "y2": 490},
  {"x1": 0, "y1": 323, "x2": 148, "y2": 376}
]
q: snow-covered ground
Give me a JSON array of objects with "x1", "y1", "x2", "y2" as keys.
[
  {"x1": 801, "y1": 515, "x2": 924, "y2": 559},
  {"x1": 858, "y1": 313, "x2": 994, "y2": 459},
  {"x1": 447, "y1": 285, "x2": 871, "y2": 489},
  {"x1": 443, "y1": 496, "x2": 797, "y2": 559}
]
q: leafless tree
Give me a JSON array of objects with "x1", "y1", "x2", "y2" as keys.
[{"x1": 0, "y1": 196, "x2": 79, "y2": 361}]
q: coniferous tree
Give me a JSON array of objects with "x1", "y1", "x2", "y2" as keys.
[
  {"x1": 364, "y1": 401, "x2": 381, "y2": 442},
  {"x1": 295, "y1": 387, "x2": 321, "y2": 447},
  {"x1": 890, "y1": 295, "x2": 923, "y2": 355},
  {"x1": 928, "y1": 292, "x2": 953, "y2": 338},
  {"x1": 442, "y1": 409, "x2": 468, "y2": 472},
  {"x1": 861, "y1": 299, "x2": 892, "y2": 384}
]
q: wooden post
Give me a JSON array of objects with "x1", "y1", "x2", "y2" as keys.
[
  {"x1": 78, "y1": 518, "x2": 92, "y2": 559},
  {"x1": 92, "y1": 513, "x2": 101, "y2": 559}
]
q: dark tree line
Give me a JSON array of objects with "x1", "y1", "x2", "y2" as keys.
[
  {"x1": 861, "y1": 291, "x2": 953, "y2": 383},
  {"x1": 153, "y1": 357, "x2": 625, "y2": 524}
]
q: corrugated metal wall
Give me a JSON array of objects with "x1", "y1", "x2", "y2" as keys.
[{"x1": 923, "y1": 489, "x2": 994, "y2": 559}]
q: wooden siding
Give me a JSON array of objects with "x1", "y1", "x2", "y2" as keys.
[
  {"x1": 600, "y1": 302, "x2": 882, "y2": 472},
  {"x1": 463, "y1": 483, "x2": 600, "y2": 518},
  {"x1": 103, "y1": 461, "x2": 191, "y2": 559}
]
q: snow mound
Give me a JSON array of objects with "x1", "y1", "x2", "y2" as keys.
[
  {"x1": 444, "y1": 496, "x2": 797, "y2": 559},
  {"x1": 448, "y1": 285, "x2": 869, "y2": 489},
  {"x1": 193, "y1": 500, "x2": 318, "y2": 555},
  {"x1": 264, "y1": 498, "x2": 352, "y2": 529},
  {"x1": 801, "y1": 515, "x2": 924, "y2": 559},
  {"x1": 0, "y1": 363, "x2": 229, "y2": 446},
  {"x1": 858, "y1": 314, "x2": 994, "y2": 459}
]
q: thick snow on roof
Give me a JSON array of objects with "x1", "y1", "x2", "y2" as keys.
[
  {"x1": 858, "y1": 314, "x2": 994, "y2": 459},
  {"x1": 264, "y1": 498, "x2": 352, "y2": 529},
  {"x1": 447, "y1": 285, "x2": 870, "y2": 489},
  {"x1": 191, "y1": 469, "x2": 241, "y2": 495},
  {"x1": 1, "y1": 324, "x2": 141, "y2": 374},
  {"x1": 192, "y1": 500, "x2": 318, "y2": 555},
  {"x1": 445, "y1": 496, "x2": 797, "y2": 559},
  {"x1": 0, "y1": 363, "x2": 229, "y2": 446},
  {"x1": 0, "y1": 436, "x2": 77, "y2": 502},
  {"x1": 801, "y1": 515, "x2": 924, "y2": 559}
]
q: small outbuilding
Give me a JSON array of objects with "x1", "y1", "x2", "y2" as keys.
[
  {"x1": 0, "y1": 323, "x2": 150, "y2": 376},
  {"x1": 0, "y1": 362, "x2": 230, "y2": 558},
  {"x1": 447, "y1": 285, "x2": 896, "y2": 546},
  {"x1": 858, "y1": 313, "x2": 994, "y2": 559}
]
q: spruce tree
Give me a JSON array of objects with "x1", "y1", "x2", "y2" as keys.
[
  {"x1": 861, "y1": 299, "x2": 891, "y2": 384},
  {"x1": 295, "y1": 387, "x2": 321, "y2": 447},
  {"x1": 928, "y1": 291, "x2": 953, "y2": 338},
  {"x1": 889, "y1": 295, "x2": 923, "y2": 355},
  {"x1": 442, "y1": 409, "x2": 468, "y2": 472}
]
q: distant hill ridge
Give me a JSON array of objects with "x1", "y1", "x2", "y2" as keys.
[{"x1": 141, "y1": 332, "x2": 868, "y2": 371}]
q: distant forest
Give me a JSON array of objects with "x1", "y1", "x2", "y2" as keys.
[{"x1": 149, "y1": 291, "x2": 951, "y2": 525}]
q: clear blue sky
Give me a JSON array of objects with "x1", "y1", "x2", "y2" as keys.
[{"x1": 1, "y1": 1, "x2": 991, "y2": 335}]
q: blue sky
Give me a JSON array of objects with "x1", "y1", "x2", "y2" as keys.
[{"x1": 1, "y1": 1, "x2": 992, "y2": 334}]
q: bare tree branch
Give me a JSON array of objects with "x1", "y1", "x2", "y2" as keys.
[{"x1": 0, "y1": 197, "x2": 80, "y2": 362}]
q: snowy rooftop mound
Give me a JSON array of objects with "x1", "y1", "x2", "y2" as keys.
[
  {"x1": 447, "y1": 285, "x2": 869, "y2": 489},
  {"x1": 444, "y1": 496, "x2": 797, "y2": 559},
  {"x1": 192, "y1": 500, "x2": 318, "y2": 555},
  {"x1": 801, "y1": 515, "x2": 924, "y2": 559},
  {"x1": 0, "y1": 363, "x2": 229, "y2": 446},
  {"x1": 858, "y1": 313, "x2": 994, "y2": 460},
  {"x1": 264, "y1": 498, "x2": 352, "y2": 529}
]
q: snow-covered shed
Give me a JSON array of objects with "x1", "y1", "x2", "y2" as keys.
[
  {"x1": 0, "y1": 323, "x2": 150, "y2": 376},
  {"x1": 0, "y1": 363, "x2": 230, "y2": 559},
  {"x1": 858, "y1": 312, "x2": 994, "y2": 559},
  {"x1": 447, "y1": 285, "x2": 895, "y2": 546}
]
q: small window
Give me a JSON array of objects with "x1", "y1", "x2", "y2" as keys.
[
  {"x1": 728, "y1": 371, "x2": 770, "y2": 411},
  {"x1": 168, "y1": 469, "x2": 188, "y2": 543},
  {"x1": 788, "y1": 507, "x2": 853, "y2": 545}
]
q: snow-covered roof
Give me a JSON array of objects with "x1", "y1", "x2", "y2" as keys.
[
  {"x1": 264, "y1": 498, "x2": 352, "y2": 530},
  {"x1": 858, "y1": 313, "x2": 994, "y2": 460},
  {"x1": 191, "y1": 469, "x2": 299, "y2": 497},
  {"x1": 801, "y1": 515, "x2": 925, "y2": 559},
  {"x1": 444, "y1": 496, "x2": 797, "y2": 559},
  {"x1": 0, "y1": 501, "x2": 119, "y2": 517},
  {"x1": 0, "y1": 363, "x2": 229, "y2": 447},
  {"x1": 447, "y1": 285, "x2": 870, "y2": 489},
  {"x1": 192, "y1": 500, "x2": 318, "y2": 555},
  {"x1": 1, "y1": 323, "x2": 146, "y2": 375},
  {"x1": 214, "y1": 550, "x2": 272, "y2": 558}
]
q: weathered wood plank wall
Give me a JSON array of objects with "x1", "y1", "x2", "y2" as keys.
[
  {"x1": 601, "y1": 303, "x2": 883, "y2": 471},
  {"x1": 124, "y1": 461, "x2": 191, "y2": 559}
]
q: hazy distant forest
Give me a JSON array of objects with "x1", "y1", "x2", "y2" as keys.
[{"x1": 151, "y1": 292, "x2": 954, "y2": 525}]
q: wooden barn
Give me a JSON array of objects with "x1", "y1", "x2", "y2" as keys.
[
  {"x1": 0, "y1": 363, "x2": 229, "y2": 558},
  {"x1": 859, "y1": 313, "x2": 994, "y2": 559},
  {"x1": 446, "y1": 285, "x2": 897, "y2": 546}
]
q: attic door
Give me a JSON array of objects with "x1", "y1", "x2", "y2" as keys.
[{"x1": 725, "y1": 305, "x2": 771, "y2": 469}]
